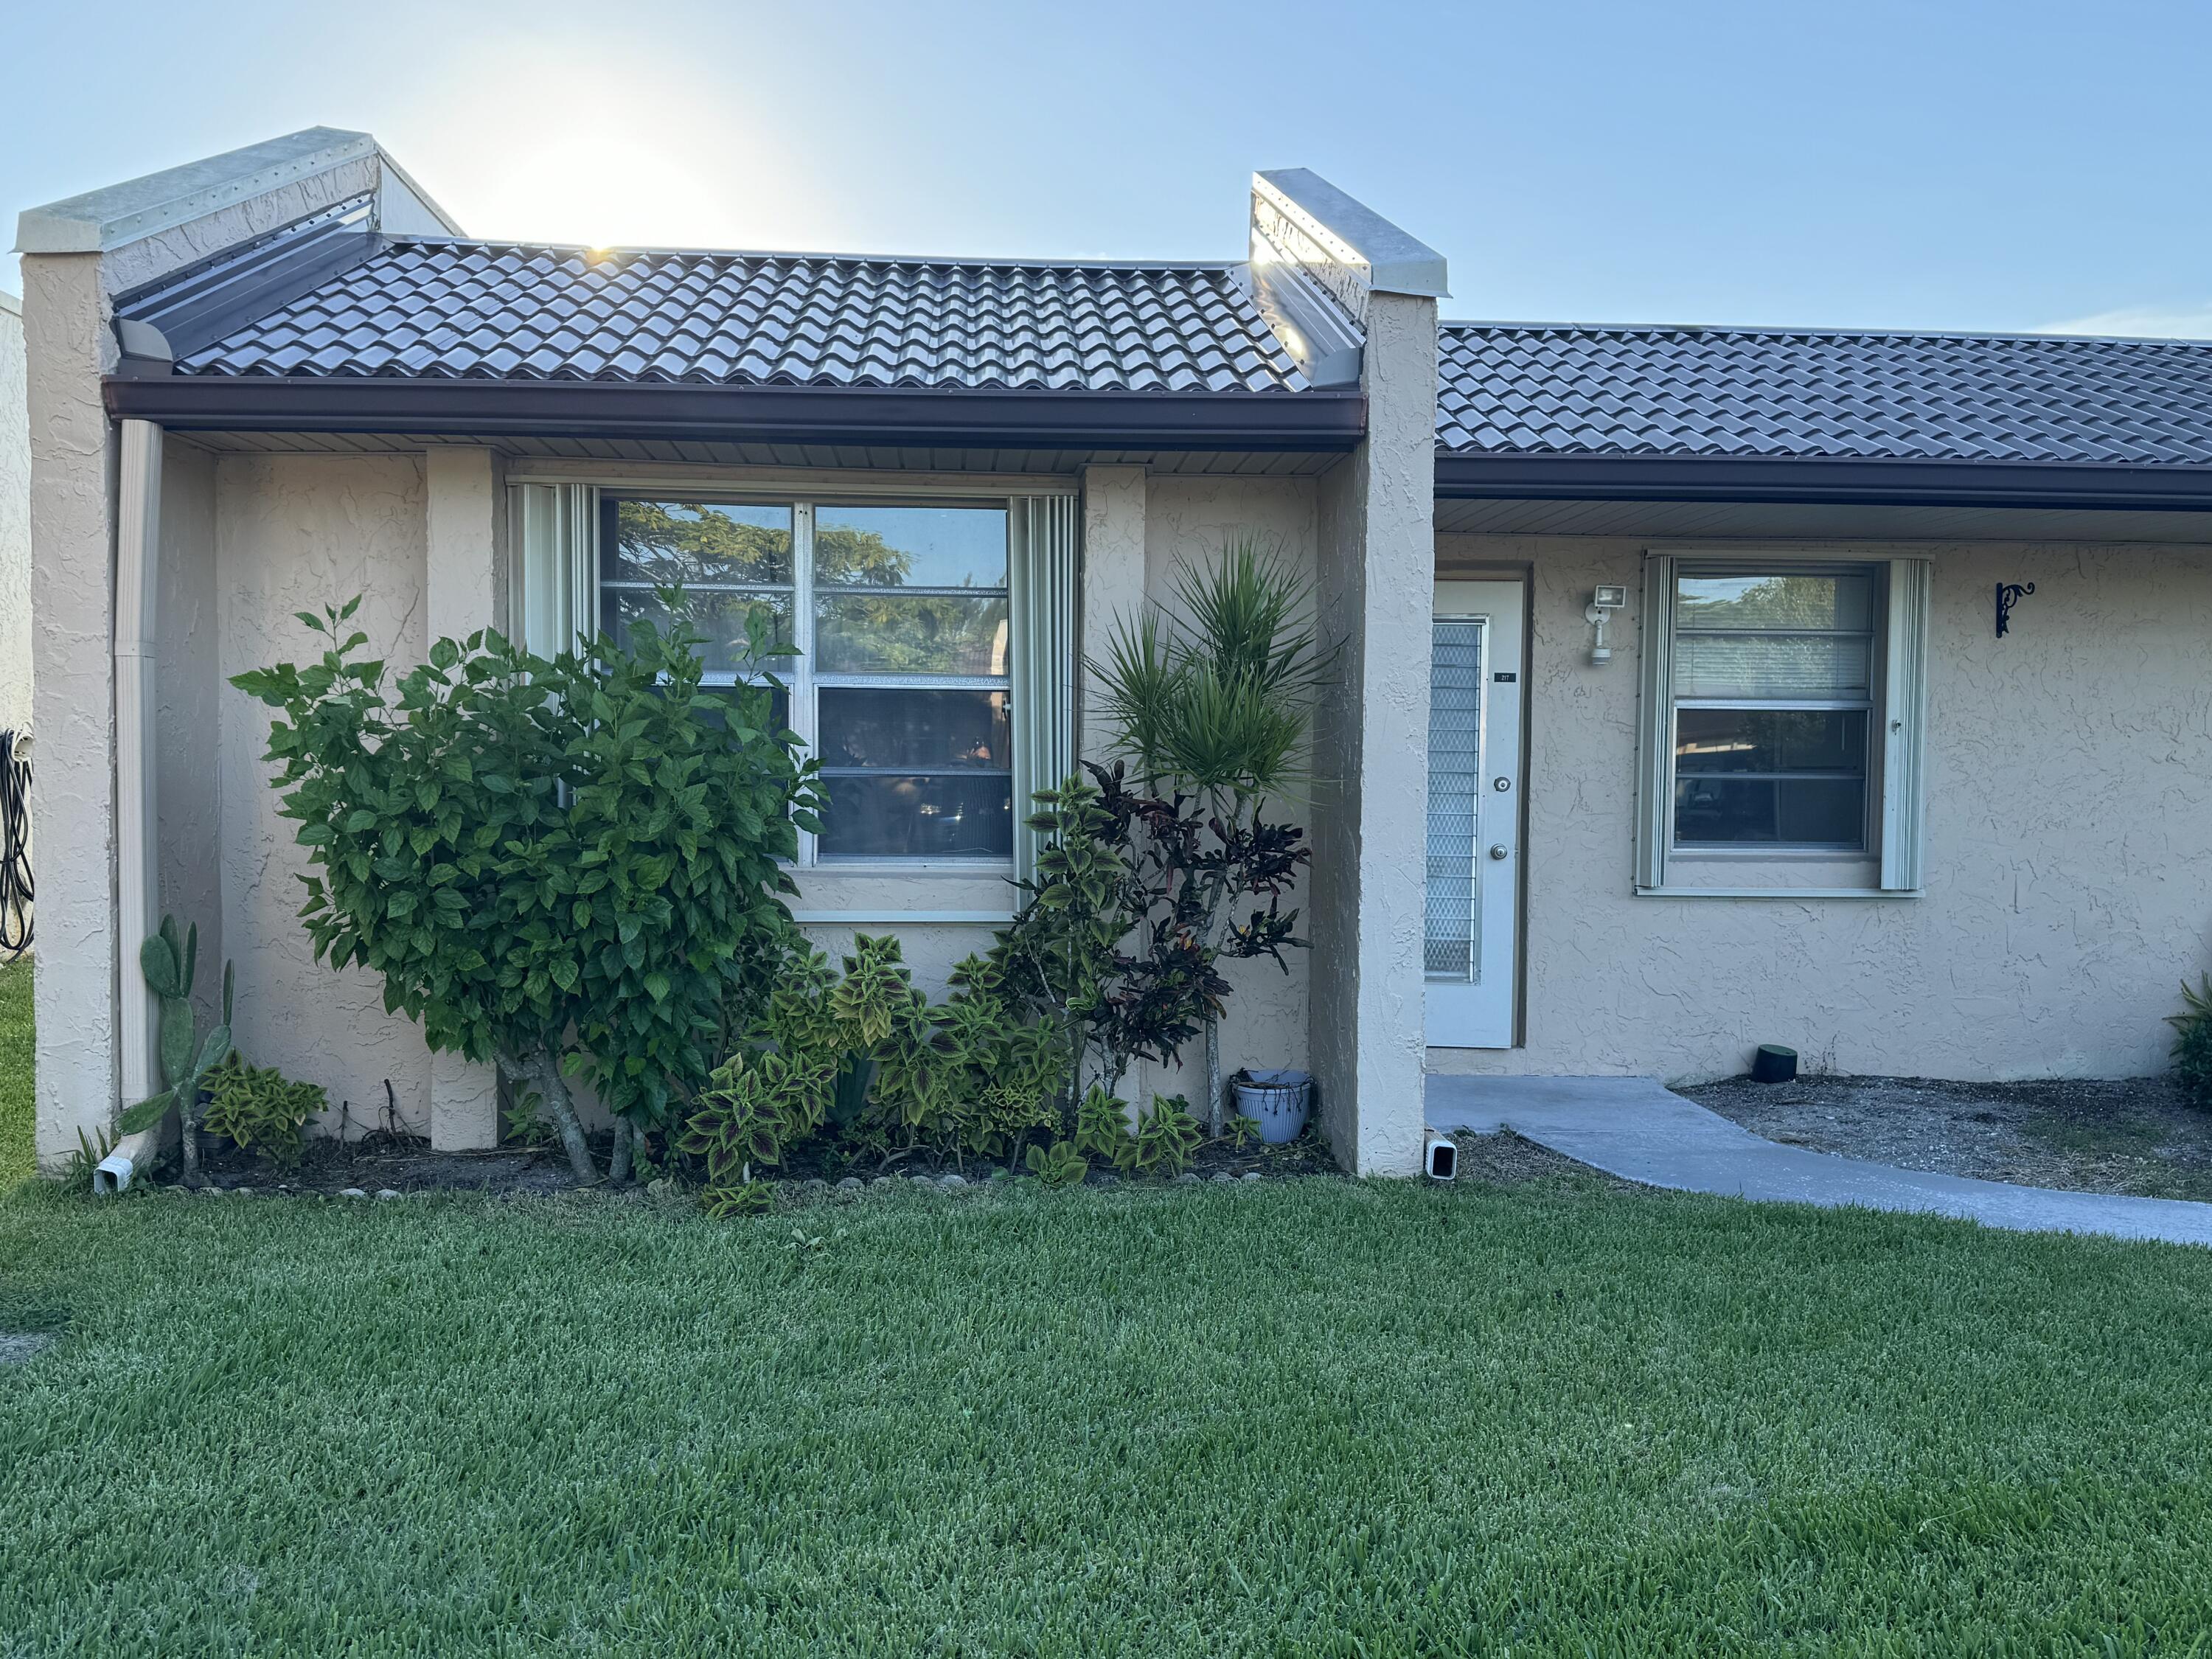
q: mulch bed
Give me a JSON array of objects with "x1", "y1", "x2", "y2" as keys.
[
  {"x1": 1683, "y1": 1072, "x2": 2212, "y2": 1203},
  {"x1": 1450, "y1": 1130, "x2": 1649, "y2": 1194},
  {"x1": 172, "y1": 1121, "x2": 1342, "y2": 1199}
]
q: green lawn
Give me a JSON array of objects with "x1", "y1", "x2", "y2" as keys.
[
  {"x1": 3, "y1": 1175, "x2": 2211, "y2": 1654},
  {"x1": 0, "y1": 957, "x2": 31, "y2": 1189}
]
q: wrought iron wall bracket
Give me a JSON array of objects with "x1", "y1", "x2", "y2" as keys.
[{"x1": 1995, "y1": 581, "x2": 2035, "y2": 639}]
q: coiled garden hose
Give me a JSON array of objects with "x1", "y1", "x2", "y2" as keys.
[{"x1": 0, "y1": 729, "x2": 32, "y2": 961}]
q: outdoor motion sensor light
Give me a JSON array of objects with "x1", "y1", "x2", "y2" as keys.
[{"x1": 1586, "y1": 585, "x2": 1627, "y2": 665}]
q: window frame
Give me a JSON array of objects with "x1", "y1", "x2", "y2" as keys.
[
  {"x1": 598, "y1": 492, "x2": 1017, "y2": 872},
  {"x1": 1667, "y1": 560, "x2": 1879, "y2": 858},
  {"x1": 1635, "y1": 549, "x2": 1930, "y2": 899}
]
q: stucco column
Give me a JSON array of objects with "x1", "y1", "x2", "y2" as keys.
[
  {"x1": 1077, "y1": 464, "x2": 1151, "y2": 1107},
  {"x1": 1079, "y1": 465, "x2": 1146, "y2": 759},
  {"x1": 424, "y1": 446, "x2": 506, "y2": 1149},
  {"x1": 1309, "y1": 290, "x2": 1439, "y2": 1176},
  {"x1": 24, "y1": 253, "x2": 122, "y2": 1169}
]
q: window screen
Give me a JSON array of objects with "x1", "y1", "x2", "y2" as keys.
[{"x1": 1671, "y1": 570, "x2": 1874, "y2": 850}]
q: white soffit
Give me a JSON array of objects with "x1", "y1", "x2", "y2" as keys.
[{"x1": 15, "y1": 127, "x2": 376, "y2": 254}]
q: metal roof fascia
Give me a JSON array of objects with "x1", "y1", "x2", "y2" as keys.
[
  {"x1": 102, "y1": 376, "x2": 1366, "y2": 451},
  {"x1": 1433, "y1": 451, "x2": 2212, "y2": 511}
]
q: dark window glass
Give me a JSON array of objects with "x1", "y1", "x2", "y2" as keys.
[
  {"x1": 1672, "y1": 777, "x2": 1867, "y2": 847},
  {"x1": 1674, "y1": 709, "x2": 1868, "y2": 848},
  {"x1": 817, "y1": 774, "x2": 1014, "y2": 860},
  {"x1": 1674, "y1": 709, "x2": 1868, "y2": 776},
  {"x1": 819, "y1": 689, "x2": 1008, "y2": 769}
]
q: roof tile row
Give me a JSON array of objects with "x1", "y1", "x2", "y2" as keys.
[
  {"x1": 170, "y1": 240, "x2": 1312, "y2": 395},
  {"x1": 1437, "y1": 324, "x2": 2212, "y2": 467}
]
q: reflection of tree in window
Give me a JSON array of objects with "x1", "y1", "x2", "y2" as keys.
[
  {"x1": 814, "y1": 524, "x2": 1008, "y2": 677},
  {"x1": 814, "y1": 525, "x2": 914, "y2": 587},
  {"x1": 611, "y1": 501, "x2": 793, "y2": 586}
]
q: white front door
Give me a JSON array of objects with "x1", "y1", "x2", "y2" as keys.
[{"x1": 1425, "y1": 580, "x2": 1524, "y2": 1048}]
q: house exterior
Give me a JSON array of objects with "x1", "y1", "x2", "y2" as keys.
[{"x1": 17, "y1": 128, "x2": 2212, "y2": 1178}]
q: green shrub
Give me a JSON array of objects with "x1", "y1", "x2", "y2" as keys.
[
  {"x1": 676, "y1": 1047, "x2": 835, "y2": 1195},
  {"x1": 1072, "y1": 1085, "x2": 1132, "y2": 1164},
  {"x1": 2171, "y1": 976, "x2": 2212, "y2": 1110},
  {"x1": 200, "y1": 1054, "x2": 327, "y2": 1168},
  {"x1": 1118, "y1": 1095, "x2": 1203, "y2": 1177},
  {"x1": 1024, "y1": 1140, "x2": 1088, "y2": 1188},
  {"x1": 984, "y1": 765, "x2": 1308, "y2": 1126},
  {"x1": 232, "y1": 595, "x2": 821, "y2": 1185}
]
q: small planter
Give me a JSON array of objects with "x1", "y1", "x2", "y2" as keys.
[{"x1": 1234, "y1": 1068, "x2": 1312, "y2": 1145}]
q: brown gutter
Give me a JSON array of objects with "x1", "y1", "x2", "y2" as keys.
[
  {"x1": 104, "y1": 375, "x2": 1366, "y2": 453},
  {"x1": 1434, "y1": 450, "x2": 2212, "y2": 512}
]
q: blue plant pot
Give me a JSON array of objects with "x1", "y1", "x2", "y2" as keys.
[{"x1": 1233, "y1": 1068, "x2": 1312, "y2": 1146}]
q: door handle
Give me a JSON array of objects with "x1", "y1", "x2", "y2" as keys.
[{"x1": 1488, "y1": 844, "x2": 1509, "y2": 860}]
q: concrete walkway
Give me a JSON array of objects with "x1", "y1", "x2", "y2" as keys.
[{"x1": 1427, "y1": 1074, "x2": 2212, "y2": 1248}]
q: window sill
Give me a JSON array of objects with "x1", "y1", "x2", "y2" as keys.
[
  {"x1": 806, "y1": 858, "x2": 1015, "y2": 876},
  {"x1": 1635, "y1": 886, "x2": 1921, "y2": 900},
  {"x1": 787, "y1": 860, "x2": 1018, "y2": 927},
  {"x1": 791, "y1": 908, "x2": 1013, "y2": 925}
]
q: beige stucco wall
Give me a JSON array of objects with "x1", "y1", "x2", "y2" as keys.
[
  {"x1": 1431, "y1": 532, "x2": 2212, "y2": 1084},
  {"x1": 217, "y1": 453, "x2": 434, "y2": 1136},
  {"x1": 146, "y1": 454, "x2": 1326, "y2": 1143},
  {"x1": 0, "y1": 294, "x2": 28, "y2": 737},
  {"x1": 155, "y1": 442, "x2": 223, "y2": 1021}
]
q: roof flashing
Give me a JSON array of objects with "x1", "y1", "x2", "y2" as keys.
[
  {"x1": 1253, "y1": 168, "x2": 1448, "y2": 300},
  {"x1": 15, "y1": 128, "x2": 375, "y2": 255}
]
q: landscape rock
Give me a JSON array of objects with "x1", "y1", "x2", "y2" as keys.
[
  {"x1": 938, "y1": 1174, "x2": 967, "y2": 1189},
  {"x1": 1175, "y1": 1172, "x2": 1201, "y2": 1184},
  {"x1": 376, "y1": 1189, "x2": 403, "y2": 1200},
  {"x1": 910, "y1": 1174, "x2": 939, "y2": 1189},
  {"x1": 1242, "y1": 1172, "x2": 1262, "y2": 1183},
  {"x1": 870, "y1": 1176, "x2": 896, "y2": 1190},
  {"x1": 340, "y1": 1188, "x2": 368, "y2": 1199}
]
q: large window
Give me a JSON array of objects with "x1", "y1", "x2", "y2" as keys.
[
  {"x1": 1670, "y1": 568, "x2": 1874, "y2": 851},
  {"x1": 601, "y1": 498, "x2": 1013, "y2": 864},
  {"x1": 1635, "y1": 553, "x2": 1930, "y2": 897}
]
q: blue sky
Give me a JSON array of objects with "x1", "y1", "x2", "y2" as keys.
[{"x1": 5, "y1": 0, "x2": 2211, "y2": 336}]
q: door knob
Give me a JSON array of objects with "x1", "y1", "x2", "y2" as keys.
[{"x1": 1488, "y1": 844, "x2": 1509, "y2": 860}]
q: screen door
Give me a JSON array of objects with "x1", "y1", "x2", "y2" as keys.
[{"x1": 1425, "y1": 580, "x2": 1524, "y2": 1048}]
